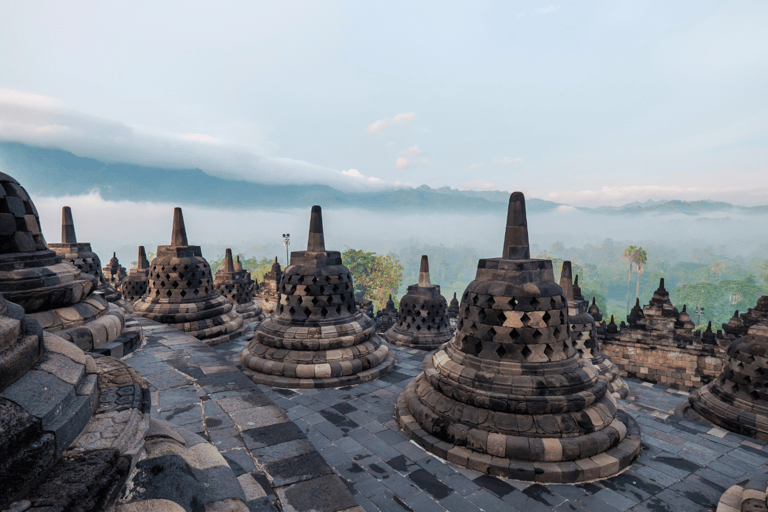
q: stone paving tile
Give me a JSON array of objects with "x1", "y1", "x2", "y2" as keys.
[{"x1": 206, "y1": 336, "x2": 768, "y2": 512}]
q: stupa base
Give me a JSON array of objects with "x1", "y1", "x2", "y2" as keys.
[
  {"x1": 595, "y1": 360, "x2": 631, "y2": 399},
  {"x1": 396, "y1": 380, "x2": 642, "y2": 483},
  {"x1": 29, "y1": 297, "x2": 127, "y2": 352},
  {"x1": 242, "y1": 346, "x2": 396, "y2": 389},
  {"x1": 383, "y1": 330, "x2": 453, "y2": 351},
  {"x1": 688, "y1": 385, "x2": 768, "y2": 442},
  {"x1": 716, "y1": 475, "x2": 768, "y2": 512},
  {"x1": 236, "y1": 301, "x2": 264, "y2": 321}
]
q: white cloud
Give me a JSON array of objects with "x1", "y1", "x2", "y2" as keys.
[
  {"x1": 391, "y1": 112, "x2": 416, "y2": 124},
  {"x1": 394, "y1": 157, "x2": 410, "y2": 170},
  {"x1": 399, "y1": 145, "x2": 422, "y2": 158},
  {"x1": 367, "y1": 176, "x2": 384, "y2": 184},
  {"x1": 341, "y1": 169, "x2": 363, "y2": 177},
  {"x1": 366, "y1": 119, "x2": 388, "y2": 134},
  {"x1": 556, "y1": 205, "x2": 577, "y2": 213},
  {"x1": 461, "y1": 180, "x2": 498, "y2": 191},
  {"x1": 536, "y1": 6, "x2": 559, "y2": 14},
  {"x1": 539, "y1": 183, "x2": 768, "y2": 207},
  {"x1": 366, "y1": 112, "x2": 416, "y2": 134},
  {"x1": 0, "y1": 89, "x2": 392, "y2": 193},
  {"x1": 468, "y1": 164, "x2": 480, "y2": 170},
  {"x1": 500, "y1": 157, "x2": 522, "y2": 164}
]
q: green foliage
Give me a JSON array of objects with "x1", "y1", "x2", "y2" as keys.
[
  {"x1": 209, "y1": 254, "x2": 273, "y2": 280},
  {"x1": 671, "y1": 276, "x2": 768, "y2": 326},
  {"x1": 342, "y1": 248, "x2": 404, "y2": 311}
]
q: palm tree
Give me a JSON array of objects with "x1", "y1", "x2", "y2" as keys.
[
  {"x1": 623, "y1": 245, "x2": 638, "y2": 314},
  {"x1": 632, "y1": 247, "x2": 647, "y2": 301}
]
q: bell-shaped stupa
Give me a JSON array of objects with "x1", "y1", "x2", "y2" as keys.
[
  {"x1": 48, "y1": 206, "x2": 104, "y2": 283},
  {"x1": 213, "y1": 249, "x2": 264, "y2": 321},
  {"x1": 688, "y1": 323, "x2": 768, "y2": 441},
  {"x1": 396, "y1": 192, "x2": 641, "y2": 482},
  {"x1": 383, "y1": 255, "x2": 454, "y2": 350},
  {"x1": 376, "y1": 294, "x2": 399, "y2": 333},
  {"x1": 560, "y1": 262, "x2": 629, "y2": 399},
  {"x1": 102, "y1": 252, "x2": 127, "y2": 288},
  {"x1": 133, "y1": 208, "x2": 246, "y2": 345},
  {"x1": 241, "y1": 205, "x2": 396, "y2": 388},
  {"x1": 121, "y1": 246, "x2": 151, "y2": 303},
  {"x1": 0, "y1": 174, "x2": 133, "y2": 353}
]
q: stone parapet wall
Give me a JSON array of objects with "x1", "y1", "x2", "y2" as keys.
[{"x1": 602, "y1": 338, "x2": 725, "y2": 391}]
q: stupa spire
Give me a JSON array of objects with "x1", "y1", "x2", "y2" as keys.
[
  {"x1": 559, "y1": 261, "x2": 574, "y2": 301},
  {"x1": 223, "y1": 248, "x2": 235, "y2": 272},
  {"x1": 418, "y1": 255, "x2": 431, "y2": 287},
  {"x1": 171, "y1": 207, "x2": 188, "y2": 247},
  {"x1": 61, "y1": 206, "x2": 77, "y2": 244},
  {"x1": 307, "y1": 205, "x2": 325, "y2": 252},
  {"x1": 137, "y1": 246, "x2": 149, "y2": 270},
  {"x1": 501, "y1": 191, "x2": 530, "y2": 260}
]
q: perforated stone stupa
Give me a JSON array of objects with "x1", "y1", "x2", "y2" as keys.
[
  {"x1": 120, "y1": 246, "x2": 150, "y2": 303},
  {"x1": 241, "y1": 205, "x2": 396, "y2": 388},
  {"x1": 383, "y1": 255, "x2": 454, "y2": 350},
  {"x1": 560, "y1": 261, "x2": 629, "y2": 399},
  {"x1": 213, "y1": 248, "x2": 264, "y2": 321},
  {"x1": 0, "y1": 174, "x2": 134, "y2": 354},
  {"x1": 687, "y1": 322, "x2": 768, "y2": 441},
  {"x1": 133, "y1": 207, "x2": 247, "y2": 345},
  {"x1": 48, "y1": 206, "x2": 104, "y2": 284},
  {"x1": 396, "y1": 192, "x2": 641, "y2": 483}
]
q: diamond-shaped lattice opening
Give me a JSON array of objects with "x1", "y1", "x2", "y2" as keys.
[
  {"x1": 521, "y1": 345, "x2": 532, "y2": 359},
  {"x1": 487, "y1": 326, "x2": 496, "y2": 340},
  {"x1": 312, "y1": 276, "x2": 318, "y2": 284},
  {"x1": 542, "y1": 311, "x2": 551, "y2": 324},
  {"x1": 311, "y1": 296, "x2": 319, "y2": 306},
  {"x1": 336, "y1": 305, "x2": 343, "y2": 314},
  {"x1": 170, "y1": 280, "x2": 179, "y2": 289},
  {"x1": 510, "y1": 328, "x2": 519, "y2": 339},
  {"x1": 550, "y1": 298, "x2": 557, "y2": 309},
  {"x1": 744, "y1": 375, "x2": 753, "y2": 384},
  {"x1": 532, "y1": 329, "x2": 542, "y2": 340},
  {"x1": 165, "y1": 289, "x2": 173, "y2": 298},
  {"x1": 751, "y1": 390, "x2": 760, "y2": 400},
  {"x1": 520, "y1": 313, "x2": 530, "y2": 325},
  {"x1": 757, "y1": 368, "x2": 765, "y2": 376},
  {"x1": 530, "y1": 297, "x2": 539, "y2": 308},
  {"x1": 180, "y1": 289, "x2": 187, "y2": 297},
  {"x1": 193, "y1": 288, "x2": 200, "y2": 295},
  {"x1": 320, "y1": 307, "x2": 329, "y2": 316},
  {"x1": 415, "y1": 324, "x2": 422, "y2": 331},
  {"x1": 165, "y1": 274, "x2": 171, "y2": 281},
  {"x1": 172, "y1": 265, "x2": 178, "y2": 272},
  {"x1": 544, "y1": 344, "x2": 554, "y2": 359},
  {"x1": 746, "y1": 355, "x2": 756, "y2": 364},
  {"x1": 183, "y1": 265, "x2": 189, "y2": 271},
  {"x1": 495, "y1": 344, "x2": 507, "y2": 359},
  {"x1": 553, "y1": 326, "x2": 561, "y2": 338}
]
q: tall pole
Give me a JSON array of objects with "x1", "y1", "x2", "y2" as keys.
[{"x1": 282, "y1": 233, "x2": 290, "y2": 267}]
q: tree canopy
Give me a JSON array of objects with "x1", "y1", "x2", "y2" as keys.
[{"x1": 342, "y1": 248, "x2": 404, "y2": 311}]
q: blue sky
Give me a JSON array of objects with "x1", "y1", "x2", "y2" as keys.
[{"x1": 1, "y1": 0, "x2": 767, "y2": 205}]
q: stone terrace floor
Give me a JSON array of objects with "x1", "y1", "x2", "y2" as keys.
[{"x1": 124, "y1": 318, "x2": 768, "y2": 512}]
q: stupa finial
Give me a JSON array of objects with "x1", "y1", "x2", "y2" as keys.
[
  {"x1": 171, "y1": 207, "x2": 188, "y2": 247},
  {"x1": 501, "y1": 191, "x2": 530, "y2": 260},
  {"x1": 307, "y1": 205, "x2": 325, "y2": 252},
  {"x1": 559, "y1": 260, "x2": 574, "y2": 301},
  {"x1": 61, "y1": 206, "x2": 77, "y2": 244},
  {"x1": 224, "y1": 248, "x2": 235, "y2": 272},
  {"x1": 137, "y1": 245, "x2": 149, "y2": 269},
  {"x1": 418, "y1": 255, "x2": 431, "y2": 287}
]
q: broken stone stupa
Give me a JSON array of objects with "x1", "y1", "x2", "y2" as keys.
[
  {"x1": 102, "y1": 252, "x2": 127, "y2": 289},
  {"x1": 383, "y1": 255, "x2": 454, "y2": 350},
  {"x1": 396, "y1": 192, "x2": 641, "y2": 482},
  {"x1": 242, "y1": 205, "x2": 396, "y2": 388},
  {"x1": 560, "y1": 262, "x2": 629, "y2": 399},
  {"x1": 120, "y1": 245, "x2": 151, "y2": 303},
  {"x1": 213, "y1": 248, "x2": 264, "y2": 321},
  {"x1": 0, "y1": 174, "x2": 137, "y2": 354},
  {"x1": 133, "y1": 207, "x2": 247, "y2": 345},
  {"x1": 687, "y1": 322, "x2": 768, "y2": 441},
  {"x1": 257, "y1": 257, "x2": 282, "y2": 315}
]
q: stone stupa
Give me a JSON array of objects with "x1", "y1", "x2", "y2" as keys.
[
  {"x1": 132, "y1": 207, "x2": 247, "y2": 345},
  {"x1": 376, "y1": 294, "x2": 398, "y2": 334},
  {"x1": 560, "y1": 262, "x2": 629, "y2": 399},
  {"x1": 0, "y1": 174, "x2": 137, "y2": 355},
  {"x1": 213, "y1": 249, "x2": 264, "y2": 321},
  {"x1": 120, "y1": 245, "x2": 151, "y2": 303},
  {"x1": 382, "y1": 255, "x2": 454, "y2": 350},
  {"x1": 257, "y1": 257, "x2": 282, "y2": 315},
  {"x1": 241, "y1": 205, "x2": 396, "y2": 388},
  {"x1": 396, "y1": 192, "x2": 641, "y2": 482},
  {"x1": 688, "y1": 323, "x2": 768, "y2": 441},
  {"x1": 102, "y1": 252, "x2": 127, "y2": 289}
]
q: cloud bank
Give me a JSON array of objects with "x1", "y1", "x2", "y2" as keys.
[
  {"x1": 0, "y1": 89, "x2": 390, "y2": 193},
  {"x1": 366, "y1": 112, "x2": 417, "y2": 134}
]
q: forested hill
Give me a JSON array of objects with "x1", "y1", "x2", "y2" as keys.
[{"x1": 1, "y1": 141, "x2": 765, "y2": 214}]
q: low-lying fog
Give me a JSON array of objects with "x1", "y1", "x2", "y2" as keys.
[{"x1": 34, "y1": 191, "x2": 768, "y2": 268}]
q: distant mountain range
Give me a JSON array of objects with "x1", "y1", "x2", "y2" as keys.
[{"x1": 1, "y1": 141, "x2": 765, "y2": 215}]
